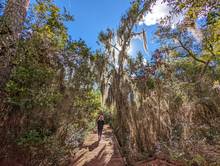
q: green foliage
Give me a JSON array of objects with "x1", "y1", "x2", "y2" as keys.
[
  {"x1": 98, "y1": 107, "x2": 113, "y2": 125},
  {"x1": 1, "y1": 0, "x2": 220, "y2": 165},
  {"x1": 146, "y1": 77, "x2": 155, "y2": 90},
  {"x1": 97, "y1": 0, "x2": 220, "y2": 164},
  {"x1": 189, "y1": 154, "x2": 207, "y2": 166},
  {"x1": 3, "y1": 0, "x2": 73, "y2": 110},
  {"x1": 31, "y1": 0, "x2": 73, "y2": 49},
  {"x1": 17, "y1": 129, "x2": 50, "y2": 146},
  {"x1": 5, "y1": 64, "x2": 59, "y2": 109},
  {"x1": 0, "y1": 0, "x2": 101, "y2": 164},
  {"x1": 172, "y1": 124, "x2": 183, "y2": 141},
  {"x1": 72, "y1": 90, "x2": 101, "y2": 119}
]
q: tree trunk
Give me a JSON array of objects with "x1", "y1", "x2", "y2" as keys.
[{"x1": 0, "y1": 0, "x2": 30, "y2": 90}]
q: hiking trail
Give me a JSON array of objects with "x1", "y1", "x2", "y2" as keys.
[{"x1": 70, "y1": 125, "x2": 126, "y2": 166}]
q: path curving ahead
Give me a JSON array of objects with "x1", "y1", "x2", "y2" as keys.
[{"x1": 70, "y1": 125, "x2": 126, "y2": 166}]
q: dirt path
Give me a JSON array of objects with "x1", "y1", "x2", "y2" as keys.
[{"x1": 70, "y1": 125, "x2": 126, "y2": 166}]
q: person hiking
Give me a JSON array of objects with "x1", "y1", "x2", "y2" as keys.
[{"x1": 97, "y1": 112, "x2": 104, "y2": 141}]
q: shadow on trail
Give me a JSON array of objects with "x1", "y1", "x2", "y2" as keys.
[
  {"x1": 71, "y1": 152, "x2": 87, "y2": 165},
  {"x1": 70, "y1": 125, "x2": 125, "y2": 166},
  {"x1": 85, "y1": 144, "x2": 107, "y2": 166},
  {"x1": 88, "y1": 141, "x2": 99, "y2": 151}
]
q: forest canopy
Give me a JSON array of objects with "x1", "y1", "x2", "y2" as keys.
[{"x1": 0, "y1": 0, "x2": 220, "y2": 165}]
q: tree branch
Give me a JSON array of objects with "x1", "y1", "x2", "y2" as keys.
[{"x1": 177, "y1": 38, "x2": 207, "y2": 64}]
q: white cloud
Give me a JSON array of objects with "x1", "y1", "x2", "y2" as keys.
[
  {"x1": 187, "y1": 27, "x2": 203, "y2": 42},
  {"x1": 139, "y1": 0, "x2": 202, "y2": 41},
  {"x1": 143, "y1": 58, "x2": 147, "y2": 65},
  {"x1": 127, "y1": 43, "x2": 133, "y2": 55},
  {"x1": 128, "y1": 38, "x2": 136, "y2": 56},
  {"x1": 139, "y1": 0, "x2": 183, "y2": 27},
  {"x1": 139, "y1": 0, "x2": 170, "y2": 26},
  {"x1": 128, "y1": 37, "x2": 141, "y2": 57}
]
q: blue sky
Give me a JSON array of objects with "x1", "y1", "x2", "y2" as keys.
[
  {"x1": 29, "y1": 0, "x2": 173, "y2": 60},
  {"x1": 1, "y1": 0, "x2": 185, "y2": 60},
  {"x1": 58, "y1": 0, "x2": 131, "y2": 49},
  {"x1": 39, "y1": 0, "x2": 131, "y2": 50}
]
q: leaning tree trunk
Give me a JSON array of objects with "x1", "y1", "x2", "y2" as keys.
[
  {"x1": 0, "y1": 0, "x2": 30, "y2": 145},
  {"x1": 0, "y1": 0, "x2": 30, "y2": 90}
]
